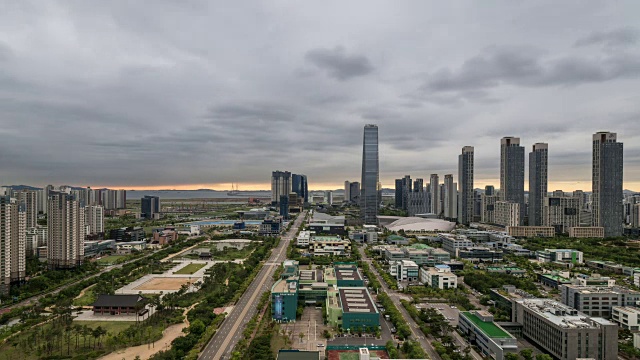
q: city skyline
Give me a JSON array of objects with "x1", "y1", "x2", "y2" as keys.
[{"x1": 0, "y1": 3, "x2": 640, "y2": 191}]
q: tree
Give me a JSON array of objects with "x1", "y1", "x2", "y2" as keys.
[
  {"x1": 505, "y1": 353, "x2": 520, "y2": 360},
  {"x1": 298, "y1": 332, "x2": 305, "y2": 343},
  {"x1": 535, "y1": 355, "x2": 553, "y2": 360},
  {"x1": 189, "y1": 319, "x2": 205, "y2": 336},
  {"x1": 519, "y1": 349, "x2": 533, "y2": 360}
]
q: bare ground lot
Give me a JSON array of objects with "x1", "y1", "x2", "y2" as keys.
[{"x1": 134, "y1": 277, "x2": 196, "y2": 291}]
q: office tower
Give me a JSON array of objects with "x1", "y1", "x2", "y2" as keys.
[
  {"x1": 458, "y1": 146, "x2": 474, "y2": 225},
  {"x1": 16, "y1": 189, "x2": 38, "y2": 229},
  {"x1": 361, "y1": 124, "x2": 379, "y2": 225},
  {"x1": 344, "y1": 181, "x2": 351, "y2": 202},
  {"x1": 481, "y1": 192, "x2": 498, "y2": 223},
  {"x1": 349, "y1": 182, "x2": 360, "y2": 203},
  {"x1": 101, "y1": 189, "x2": 119, "y2": 210},
  {"x1": 117, "y1": 189, "x2": 127, "y2": 209},
  {"x1": 430, "y1": 174, "x2": 440, "y2": 215},
  {"x1": 279, "y1": 195, "x2": 289, "y2": 219},
  {"x1": 592, "y1": 131, "x2": 624, "y2": 237},
  {"x1": 414, "y1": 178, "x2": 424, "y2": 193},
  {"x1": 0, "y1": 196, "x2": 26, "y2": 294},
  {"x1": 141, "y1": 195, "x2": 160, "y2": 220},
  {"x1": 529, "y1": 143, "x2": 548, "y2": 226},
  {"x1": 543, "y1": 193, "x2": 580, "y2": 234},
  {"x1": 485, "y1": 185, "x2": 495, "y2": 196},
  {"x1": 500, "y1": 137, "x2": 525, "y2": 225},
  {"x1": 292, "y1": 174, "x2": 308, "y2": 204},
  {"x1": 394, "y1": 179, "x2": 403, "y2": 208},
  {"x1": 272, "y1": 171, "x2": 292, "y2": 204},
  {"x1": 47, "y1": 191, "x2": 85, "y2": 269},
  {"x1": 85, "y1": 205, "x2": 104, "y2": 236},
  {"x1": 407, "y1": 190, "x2": 430, "y2": 216},
  {"x1": 402, "y1": 175, "x2": 412, "y2": 210},
  {"x1": 443, "y1": 174, "x2": 457, "y2": 220}
]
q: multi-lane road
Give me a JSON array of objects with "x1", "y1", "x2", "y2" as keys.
[{"x1": 200, "y1": 211, "x2": 307, "y2": 360}]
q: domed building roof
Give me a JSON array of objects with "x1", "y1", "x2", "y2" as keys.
[{"x1": 384, "y1": 217, "x2": 456, "y2": 232}]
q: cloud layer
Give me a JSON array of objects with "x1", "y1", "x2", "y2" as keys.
[{"x1": 0, "y1": 1, "x2": 639, "y2": 190}]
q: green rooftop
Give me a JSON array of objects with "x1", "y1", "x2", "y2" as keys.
[
  {"x1": 541, "y1": 274, "x2": 571, "y2": 282},
  {"x1": 410, "y1": 243, "x2": 433, "y2": 250},
  {"x1": 462, "y1": 312, "x2": 512, "y2": 339}
]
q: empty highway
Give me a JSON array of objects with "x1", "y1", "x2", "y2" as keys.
[{"x1": 200, "y1": 211, "x2": 306, "y2": 360}]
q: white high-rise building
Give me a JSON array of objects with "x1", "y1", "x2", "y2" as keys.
[
  {"x1": 344, "y1": 181, "x2": 351, "y2": 203},
  {"x1": 48, "y1": 191, "x2": 85, "y2": 269},
  {"x1": 0, "y1": 196, "x2": 26, "y2": 295},
  {"x1": 443, "y1": 174, "x2": 457, "y2": 220},
  {"x1": 85, "y1": 205, "x2": 104, "y2": 236},
  {"x1": 495, "y1": 201, "x2": 520, "y2": 227}
]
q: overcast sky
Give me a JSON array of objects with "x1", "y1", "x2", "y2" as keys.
[{"x1": 1, "y1": 1, "x2": 639, "y2": 191}]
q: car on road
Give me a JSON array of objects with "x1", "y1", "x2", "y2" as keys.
[{"x1": 451, "y1": 305, "x2": 457, "y2": 308}]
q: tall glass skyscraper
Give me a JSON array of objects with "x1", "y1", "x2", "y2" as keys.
[
  {"x1": 292, "y1": 174, "x2": 308, "y2": 204},
  {"x1": 458, "y1": 146, "x2": 474, "y2": 225},
  {"x1": 361, "y1": 124, "x2": 379, "y2": 224},
  {"x1": 592, "y1": 131, "x2": 623, "y2": 237},
  {"x1": 500, "y1": 137, "x2": 525, "y2": 225},
  {"x1": 529, "y1": 143, "x2": 548, "y2": 226}
]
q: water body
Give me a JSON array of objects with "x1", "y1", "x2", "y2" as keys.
[{"x1": 126, "y1": 190, "x2": 270, "y2": 200}]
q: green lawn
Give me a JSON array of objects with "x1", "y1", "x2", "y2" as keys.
[
  {"x1": 73, "y1": 287, "x2": 96, "y2": 307},
  {"x1": 174, "y1": 263, "x2": 206, "y2": 275},
  {"x1": 96, "y1": 255, "x2": 127, "y2": 265}
]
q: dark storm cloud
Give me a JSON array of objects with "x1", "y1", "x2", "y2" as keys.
[
  {"x1": 575, "y1": 27, "x2": 639, "y2": 49},
  {"x1": 304, "y1": 46, "x2": 374, "y2": 81},
  {"x1": 422, "y1": 45, "x2": 640, "y2": 95},
  {"x1": 0, "y1": 1, "x2": 639, "y2": 189}
]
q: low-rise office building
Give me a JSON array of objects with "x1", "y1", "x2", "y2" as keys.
[
  {"x1": 310, "y1": 236, "x2": 351, "y2": 256},
  {"x1": 439, "y1": 233, "x2": 474, "y2": 255},
  {"x1": 575, "y1": 273, "x2": 615, "y2": 287},
  {"x1": 272, "y1": 277, "x2": 299, "y2": 322},
  {"x1": 506, "y1": 226, "x2": 555, "y2": 238},
  {"x1": 115, "y1": 241, "x2": 147, "y2": 254},
  {"x1": 389, "y1": 260, "x2": 419, "y2": 281},
  {"x1": 458, "y1": 310, "x2": 518, "y2": 360},
  {"x1": 457, "y1": 247, "x2": 503, "y2": 262},
  {"x1": 296, "y1": 230, "x2": 314, "y2": 247},
  {"x1": 568, "y1": 226, "x2": 605, "y2": 238},
  {"x1": 513, "y1": 299, "x2": 618, "y2": 360},
  {"x1": 536, "y1": 249, "x2": 583, "y2": 264},
  {"x1": 587, "y1": 260, "x2": 625, "y2": 274},
  {"x1": 538, "y1": 273, "x2": 573, "y2": 289},
  {"x1": 560, "y1": 285, "x2": 640, "y2": 318},
  {"x1": 612, "y1": 306, "x2": 640, "y2": 331},
  {"x1": 326, "y1": 287, "x2": 379, "y2": 331},
  {"x1": 420, "y1": 265, "x2": 458, "y2": 289}
]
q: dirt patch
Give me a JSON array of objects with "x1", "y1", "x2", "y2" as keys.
[
  {"x1": 327, "y1": 350, "x2": 389, "y2": 360},
  {"x1": 134, "y1": 277, "x2": 198, "y2": 291}
]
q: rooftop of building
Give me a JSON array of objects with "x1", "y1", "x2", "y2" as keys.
[
  {"x1": 335, "y1": 267, "x2": 362, "y2": 282},
  {"x1": 540, "y1": 273, "x2": 571, "y2": 281},
  {"x1": 562, "y1": 284, "x2": 640, "y2": 294},
  {"x1": 461, "y1": 311, "x2": 513, "y2": 339},
  {"x1": 517, "y1": 299, "x2": 615, "y2": 328},
  {"x1": 613, "y1": 306, "x2": 640, "y2": 314},
  {"x1": 298, "y1": 270, "x2": 318, "y2": 282},
  {"x1": 385, "y1": 217, "x2": 456, "y2": 232},
  {"x1": 541, "y1": 248, "x2": 580, "y2": 252},
  {"x1": 311, "y1": 236, "x2": 347, "y2": 242},
  {"x1": 394, "y1": 259, "x2": 419, "y2": 267},
  {"x1": 276, "y1": 349, "x2": 320, "y2": 360},
  {"x1": 487, "y1": 266, "x2": 524, "y2": 271},
  {"x1": 338, "y1": 288, "x2": 377, "y2": 314},
  {"x1": 272, "y1": 279, "x2": 298, "y2": 293}
]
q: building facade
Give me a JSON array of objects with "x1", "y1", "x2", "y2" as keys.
[
  {"x1": 430, "y1": 174, "x2": 440, "y2": 216},
  {"x1": 0, "y1": 196, "x2": 26, "y2": 295},
  {"x1": 495, "y1": 201, "x2": 520, "y2": 227},
  {"x1": 443, "y1": 174, "x2": 457, "y2": 220},
  {"x1": 361, "y1": 124, "x2": 379, "y2": 225},
  {"x1": 85, "y1": 205, "x2": 104, "y2": 237},
  {"x1": 543, "y1": 194, "x2": 581, "y2": 234},
  {"x1": 272, "y1": 171, "x2": 292, "y2": 204},
  {"x1": 141, "y1": 195, "x2": 160, "y2": 220},
  {"x1": 500, "y1": 137, "x2": 525, "y2": 225},
  {"x1": 458, "y1": 146, "x2": 474, "y2": 225},
  {"x1": 291, "y1": 173, "x2": 308, "y2": 204},
  {"x1": 528, "y1": 143, "x2": 548, "y2": 226},
  {"x1": 48, "y1": 191, "x2": 85, "y2": 269},
  {"x1": 592, "y1": 131, "x2": 624, "y2": 237}
]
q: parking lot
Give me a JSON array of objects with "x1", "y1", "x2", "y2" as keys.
[
  {"x1": 280, "y1": 307, "x2": 330, "y2": 355},
  {"x1": 416, "y1": 302, "x2": 460, "y2": 326}
]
